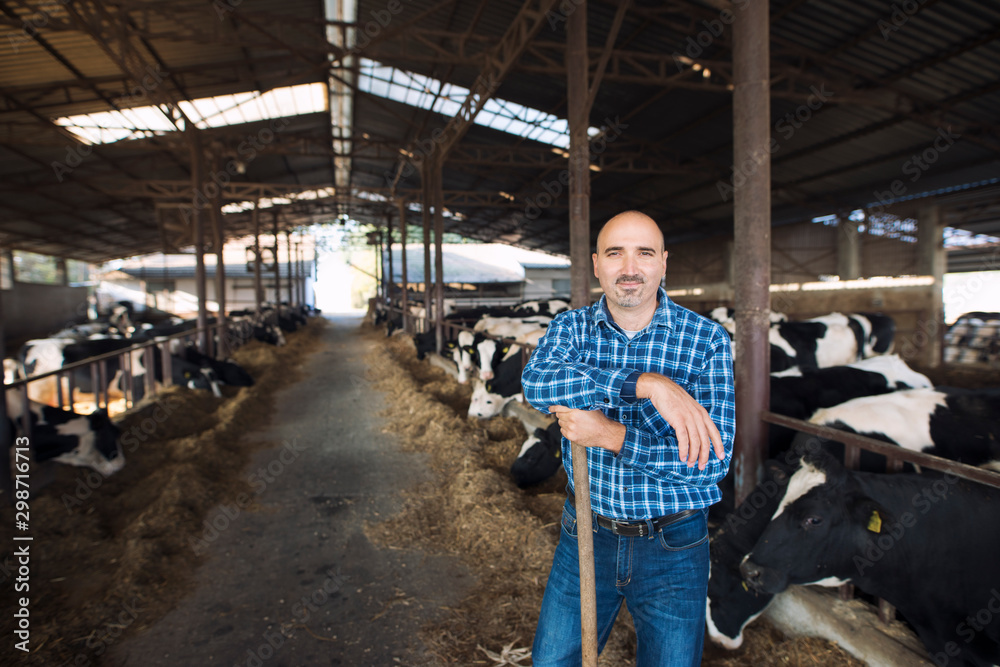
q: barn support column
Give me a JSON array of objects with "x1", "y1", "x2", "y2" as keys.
[
  {"x1": 272, "y1": 213, "x2": 282, "y2": 306},
  {"x1": 191, "y1": 139, "x2": 210, "y2": 355},
  {"x1": 724, "y1": 239, "x2": 736, "y2": 287},
  {"x1": 837, "y1": 214, "x2": 862, "y2": 281},
  {"x1": 212, "y1": 179, "x2": 228, "y2": 359},
  {"x1": 567, "y1": 0, "x2": 591, "y2": 310},
  {"x1": 297, "y1": 239, "x2": 305, "y2": 306},
  {"x1": 285, "y1": 230, "x2": 294, "y2": 306},
  {"x1": 292, "y1": 236, "x2": 301, "y2": 306},
  {"x1": 387, "y1": 211, "x2": 396, "y2": 308},
  {"x1": 917, "y1": 205, "x2": 945, "y2": 367},
  {"x1": 252, "y1": 199, "x2": 263, "y2": 310},
  {"x1": 398, "y1": 198, "x2": 410, "y2": 333},
  {"x1": 421, "y1": 165, "x2": 432, "y2": 334},
  {"x1": 732, "y1": 0, "x2": 771, "y2": 505},
  {"x1": 432, "y1": 156, "x2": 446, "y2": 354}
]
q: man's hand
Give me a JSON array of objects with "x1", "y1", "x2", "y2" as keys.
[
  {"x1": 549, "y1": 406, "x2": 626, "y2": 454},
  {"x1": 637, "y1": 373, "x2": 725, "y2": 469}
]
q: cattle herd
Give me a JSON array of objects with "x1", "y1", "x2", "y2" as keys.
[
  {"x1": 381, "y1": 298, "x2": 1000, "y2": 665},
  {"x1": 3, "y1": 301, "x2": 318, "y2": 492}
]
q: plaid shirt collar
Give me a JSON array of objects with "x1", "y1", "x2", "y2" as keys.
[{"x1": 592, "y1": 286, "x2": 675, "y2": 336}]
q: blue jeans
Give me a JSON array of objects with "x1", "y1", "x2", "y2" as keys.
[{"x1": 532, "y1": 500, "x2": 710, "y2": 667}]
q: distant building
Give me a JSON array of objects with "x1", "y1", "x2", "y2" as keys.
[
  {"x1": 108, "y1": 235, "x2": 315, "y2": 315},
  {"x1": 388, "y1": 243, "x2": 573, "y2": 304}
]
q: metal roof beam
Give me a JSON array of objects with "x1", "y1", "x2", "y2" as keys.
[{"x1": 417, "y1": 0, "x2": 560, "y2": 162}]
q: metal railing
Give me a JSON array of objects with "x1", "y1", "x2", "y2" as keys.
[{"x1": 5, "y1": 321, "x2": 235, "y2": 434}]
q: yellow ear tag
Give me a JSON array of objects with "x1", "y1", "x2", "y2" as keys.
[
  {"x1": 867, "y1": 510, "x2": 882, "y2": 534},
  {"x1": 741, "y1": 581, "x2": 749, "y2": 592}
]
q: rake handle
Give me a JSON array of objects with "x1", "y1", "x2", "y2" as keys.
[{"x1": 571, "y1": 441, "x2": 598, "y2": 667}]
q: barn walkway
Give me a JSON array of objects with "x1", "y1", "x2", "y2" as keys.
[{"x1": 108, "y1": 315, "x2": 472, "y2": 667}]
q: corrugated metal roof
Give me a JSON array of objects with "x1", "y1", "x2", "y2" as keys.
[{"x1": 0, "y1": 0, "x2": 997, "y2": 271}]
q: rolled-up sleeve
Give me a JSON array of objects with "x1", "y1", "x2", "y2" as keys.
[{"x1": 522, "y1": 314, "x2": 639, "y2": 412}]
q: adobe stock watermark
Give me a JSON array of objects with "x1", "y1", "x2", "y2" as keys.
[
  {"x1": 61, "y1": 395, "x2": 185, "y2": 513},
  {"x1": 189, "y1": 438, "x2": 306, "y2": 555},
  {"x1": 352, "y1": 0, "x2": 408, "y2": 52},
  {"x1": 931, "y1": 588, "x2": 1000, "y2": 667},
  {"x1": 717, "y1": 84, "x2": 834, "y2": 202},
  {"x1": 381, "y1": 72, "x2": 501, "y2": 188},
  {"x1": 545, "y1": 0, "x2": 584, "y2": 30},
  {"x1": 852, "y1": 471, "x2": 960, "y2": 577},
  {"x1": 522, "y1": 116, "x2": 629, "y2": 220},
  {"x1": 867, "y1": 127, "x2": 961, "y2": 217},
  {"x1": 877, "y1": 0, "x2": 928, "y2": 42},
  {"x1": 57, "y1": 597, "x2": 142, "y2": 666},
  {"x1": 896, "y1": 315, "x2": 942, "y2": 362},
  {"x1": 670, "y1": 0, "x2": 751, "y2": 68},
  {"x1": 288, "y1": 566, "x2": 350, "y2": 627},
  {"x1": 233, "y1": 568, "x2": 349, "y2": 667},
  {"x1": 7, "y1": 0, "x2": 70, "y2": 54},
  {"x1": 180, "y1": 117, "x2": 291, "y2": 224}
]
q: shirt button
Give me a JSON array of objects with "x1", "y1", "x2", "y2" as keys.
[{"x1": 603, "y1": 398, "x2": 609, "y2": 403}]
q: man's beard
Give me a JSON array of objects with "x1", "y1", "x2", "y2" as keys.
[{"x1": 613, "y1": 274, "x2": 645, "y2": 307}]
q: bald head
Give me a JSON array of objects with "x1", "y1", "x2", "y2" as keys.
[{"x1": 596, "y1": 210, "x2": 665, "y2": 255}]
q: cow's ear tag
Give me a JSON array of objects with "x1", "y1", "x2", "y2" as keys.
[
  {"x1": 502, "y1": 346, "x2": 509, "y2": 354},
  {"x1": 867, "y1": 510, "x2": 882, "y2": 534},
  {"x1": 741, "y1": 581, "x2": 749, "y2": 592}
]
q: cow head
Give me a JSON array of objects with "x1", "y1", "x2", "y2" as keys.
[
  {"x1": 706, "y1": 458, "x2": 794, "y2": 649},
  {"x1": 467, "y1": 379, "x2": 519, "y2": 419},
  {"x1": 740, "y1": 443, "x2": 886, "y2": 595},
  {"x1": 510, "y1": 422, "x2": 562, "y2": 488},
  {"x1": 476, "y1": 339, "x2": 514, "y2": 382}
]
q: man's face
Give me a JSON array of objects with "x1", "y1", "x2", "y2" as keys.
[{"x1": 592, "y1": 215, "x2": 668, "y2": 312}]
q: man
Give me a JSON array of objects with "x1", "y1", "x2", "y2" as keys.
[{"x1": 522, "y1": 210, "x2": 735, "y2": 666}]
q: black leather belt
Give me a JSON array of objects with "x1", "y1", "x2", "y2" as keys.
[{"x1": 567, "y1": 491, "x2": 700, "y2": 538}]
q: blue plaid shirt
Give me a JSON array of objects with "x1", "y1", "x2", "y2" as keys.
[{"x1": 521, "y1": 288, "x2": 735, "y2": 521}]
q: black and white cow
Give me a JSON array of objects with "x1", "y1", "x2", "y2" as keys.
[
  {"x1": 174, "y1": 344, "x2": 254, "y2": 387},
  {"x1": 453, "y1": 330, "x2": 484, "y2": 384},
  {"x1": 706, "y1": 457, "x2": 795, "y2": 649},
  {"x1": 228, "y1": 309, "x2": 286, "y2": 346},
  {"x1": 5, "y1": 389, "x2": 124, "y2": 477},
  {"x1": 808, "y1": 387, "x2": 1000, "y2": 470},
  {"x1": 740, "y1": 445, "x2": 1000, "y2": 667},
  {"x1": 511, "y1": 299, "x2": 570, "y2": 318},
  {"x1": 769, "y1": 313, "x2": 861, "y2": 373},
  {"x1": 845, "y1": 313, "x2": 895, "y2": 359},
  {"x1": 768, "y1": 355, "x2": 933, "y2": 457},
  {"x1": 708, "y1": 307, "x2": 787, "y2": 336},
  {"x1": 510, "y1": 421, "x2": 562, "y2": 488},
  {"x1": 18, "y1": 337, "x2": 151, "y2": 406},
  {"x1": 468, "y1": 346, "x2": 525, "y2": 419}
]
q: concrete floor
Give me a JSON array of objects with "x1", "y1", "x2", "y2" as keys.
[{"x1": 108, "y1": 316, "x2": 471, "y2": 667}]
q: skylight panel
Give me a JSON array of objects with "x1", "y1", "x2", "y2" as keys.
[
  {"x1": 358, "y1": 58, "x2": 584, "y2": 148},
  {"x1": 54, "y1": 82, "x2": 327, "y2": 145}
]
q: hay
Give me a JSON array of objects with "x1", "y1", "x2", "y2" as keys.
[
  {"x1": 0, "y1": 319, "x2": 326, "y2": 667},
  {"x1": 362, "y1": 328, "x2": 866, "y2": 666}
]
